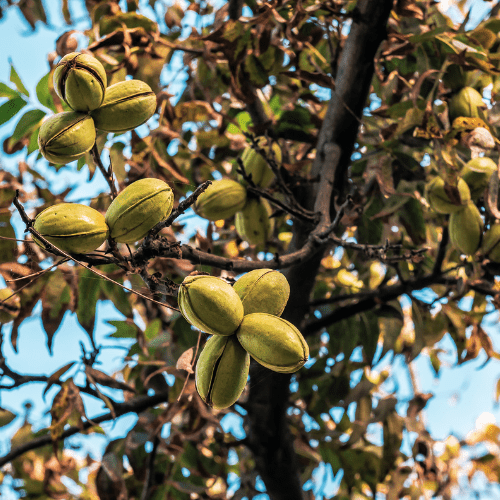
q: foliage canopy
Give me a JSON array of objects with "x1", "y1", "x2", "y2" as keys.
[{"x1": 2, "y1": 0, "x2": 500, "y2": 499}]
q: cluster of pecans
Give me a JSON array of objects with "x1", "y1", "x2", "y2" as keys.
[
  {"x1": 193, "y1": 138, "x2": 281, "y2": 247},
  {"x1": 38, "y1": 52, "x2": 157, "y2": 165},
  {"x1": 33, "y1": 52, "x2": 172, "y2": 253},
  {"x1": 425, "y1": 158, "x2": 500, "y2": 258},
  {"x1": 178, "y1": 270, "x2": 309, "y2": 410},
  {"x1": 28, "y1": 52, "x2": 310, "y2": 412},
  {"x1": 424, "y1": 68, "x2": 500, "y2": 259},
  {"x1": 33, "y1": 178, "x2": 174, "y2": 253}
]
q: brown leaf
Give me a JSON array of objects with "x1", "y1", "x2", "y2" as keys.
[
  {"x1": 486, "y1": 167, "x2": 500, "y2": 219},
  {"x1": 407, "y1": 393, "x2": 433, "y2": 420},
  {"x1": 43, "y1": 362, "x2": 76, "y2": 398},
  {"x1": 461, "y1": 127, "x2": 496, "y2": 158},
  {"x1": 50, "y1": 379, "x2": 85, "y2": 441},
  {"x1": 55, "y1": 30, "x2": 78, "y2": 57},
  {"x1": 85, "y1": 366, "x2": 136, "y2": 393},
  {"x1": 395, "y1": 0, "x2": 424, "y2": 20},
  {"x1": 176, "y1": 347, "x2": 195, "y2": 374},
  {"x1": 41, "y1": 270, "x2": 70, "y2": 353}
]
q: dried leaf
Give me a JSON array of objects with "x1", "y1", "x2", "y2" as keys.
[
  {"x1": 0, "y1": 407, "x2": 16, "y2": 427},
  {"x1": 85, "y1": 366, "x2": 136, "y2": 393},
  {"x1": 43, "y1": 362, "x2": 76, "y2": 399},
  {"x1": 176, "y1": 347, "x2": 195, "y2": 374}
]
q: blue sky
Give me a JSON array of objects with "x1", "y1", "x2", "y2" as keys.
[{"x1": 1, "y1": 0, "x2": 500, "y2": 499}]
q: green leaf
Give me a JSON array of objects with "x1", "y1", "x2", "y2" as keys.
[
  {"x1": 0, "y1": 82, "x2": 19, "y2": 99},
  {"x1": 61, "y1": 0, "x2": 72, "y2": 24},
  {"x1": 27, "y1": 128, "x2": 40, "y2": 156},
  {"x1": 77, "y1": 267, "x2": 101, "y2": 338},
  {"x1": 277, "y1": 107, "x2": 314, "y2": 135},
  {"x1": 244, "y1": 54, "x2": 269, "y2": 88},
  {"x1": 0, "y1": 97, "x2": 27, "y2": 127},
  {"x1": 226, "y1": 111, "x2": 252, "y2": 134},
  {"x1": 9, "y1": 109, "x2": 45, "y2": 147},
  {"x1": 10, "y1": 63, "x2": 29, "y2": 97},
  {"x1": 36, "y1": 73, "x2": 56, "y2": 112},
  {"x1": 108, "y1": 320, "x2": 138, "y2": 338},
  {"x1": 145, "y1": 318, "x2": 162, "y2": 341}
]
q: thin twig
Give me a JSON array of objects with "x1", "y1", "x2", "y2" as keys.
[
  {"x1": 91, "y1": 143, "x2": 118, "y2": 199},
  {"x1": 141, "y1": 436, "x2": 160, "y2": 500},
  {"x1": 5, "y1": 259, "x2": 69, "y2": 282},
  {"x1": 147, "y1": 180, "x2": 213, "y2": 238}
]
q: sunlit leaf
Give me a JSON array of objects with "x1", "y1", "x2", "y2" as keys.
[
  {"x1": 0, "y1": 96, "x2": 27, "y2": 127},
  {"x1": 9, "y1": 63, "x2": 29, "y2": 96}
]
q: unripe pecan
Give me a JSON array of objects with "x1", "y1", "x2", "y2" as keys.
[
  {"x1": 239, "y1": 138, "x2": 281, "y2": 188},
  {"x1": 53, "y1": 52, "x2": 107, "y2": 112},
  {"x1": 91, "y1": 80, "x2": 156, "y2": 133},
  {"x1": 449, "y1": 202, "x2": 483, "y2": 255},
  {"x1": 425, "y1": 176, "x2": 471, "y2": 214},
  {"x1": 235, "y1": 197, "x2": 274, "y2": 247},
  {"x1": 195, "y1": 335, "x2": 250, "y2": 409},
  {"x1": 233, "y1": 268, "x2": 290, "y2": 316},
  {"x1": 105, "y1": 178, "x2": 174, "y2": 244},
  {"x1": 33, "y1": 203, "x2": 108, "y2": 254},
  {"x1": 193, "y1": 179, "x2": 247, "y2": 221},
  {"x1": 178, "y1": 275, "x2": 244, "y2": 336},
  {"x1": 461, "y1": 157, "x2": 497, "y2": 200},
  {"x1": 236, "y1": 313, "x2": 309, "y2": 373},
  {"x1": 38, "y1": 112, "x2": 96, "y2": 165}
]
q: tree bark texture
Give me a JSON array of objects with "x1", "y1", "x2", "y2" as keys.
[{"x1": 245, "y1": 1, "x2": 394, "y2": 499}]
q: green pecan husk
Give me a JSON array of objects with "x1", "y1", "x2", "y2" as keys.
[
  {"x1": 233, "y1": 268, "x2": 290, "y2": 316},
  {"x1": 193, "y1": 179, "x2": 247, "y2": 221},
  {"x1": 37, "y1": 111, "x2": 96, "y2": 165},
  {"x1": 178, "y1": 275, "x2": 244, "y2": 336},
  {"x1": 33, "y1": 203, "x2": 108, "y2": 254},
  {"x1": 53, "y1": 52, "x2": 107, "y2": 112},
  {"x1": 195, "y1": 335, "x2": 250, "y2": 409},
  {"x1": 105, "y1": 178, "x2": 174, "y2": 244},
  {"x1": 90, "y1": 80, "x2": 156, "y2": 133},
  {"x1": 236, "y1": 313, "x2": 309, "y2": 373}
]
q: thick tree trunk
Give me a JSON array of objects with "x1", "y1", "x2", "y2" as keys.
[{"x1": 245, "y1": 1, "x2": 394, "y2": 499}]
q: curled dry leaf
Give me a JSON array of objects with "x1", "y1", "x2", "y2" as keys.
[
  {"x1": 462, "y1": 127, "x2": 496, "y2": 158},
  {"x1": 176, "y1": 347, "x2": 195, "y2": 374}
]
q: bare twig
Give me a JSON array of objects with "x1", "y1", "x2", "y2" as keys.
[
  {"x1": 147, "y1": 180, "x2": 213, "y2": 238},
  {"x1": 91, "y1": 143, "x2": 117, "y2": 199},
  {"x1": 5, "y1": 259, "x2": 69, "y2": 282},
  {"x1": 141, "y1": 436, "x2": 160, "y2": 500}
]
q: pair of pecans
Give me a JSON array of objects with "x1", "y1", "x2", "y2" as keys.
[
  {"x1": 33, "y1": 178, "x2": 174, "y2": 253},
  {"x1": 193, "y1": 138, "x2": 282, "y2": 247},
  {"x1": 38, "y1": 52, "x2": 157, "y2": 165}
]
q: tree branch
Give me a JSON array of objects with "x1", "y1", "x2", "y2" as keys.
[
  {"x1": 243, "y1": 3, "x2": 394, "y2": 499},
  {"x1": 0, "y1": 390, "x2": 170, "y2": 468}
]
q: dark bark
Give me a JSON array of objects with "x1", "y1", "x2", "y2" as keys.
[
  {"x1": 312, "y1": 0, "x2": 395, "y2": 198},
  {"x1": 244, "y1": 1, "x2": 394, "y2": 499}
]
